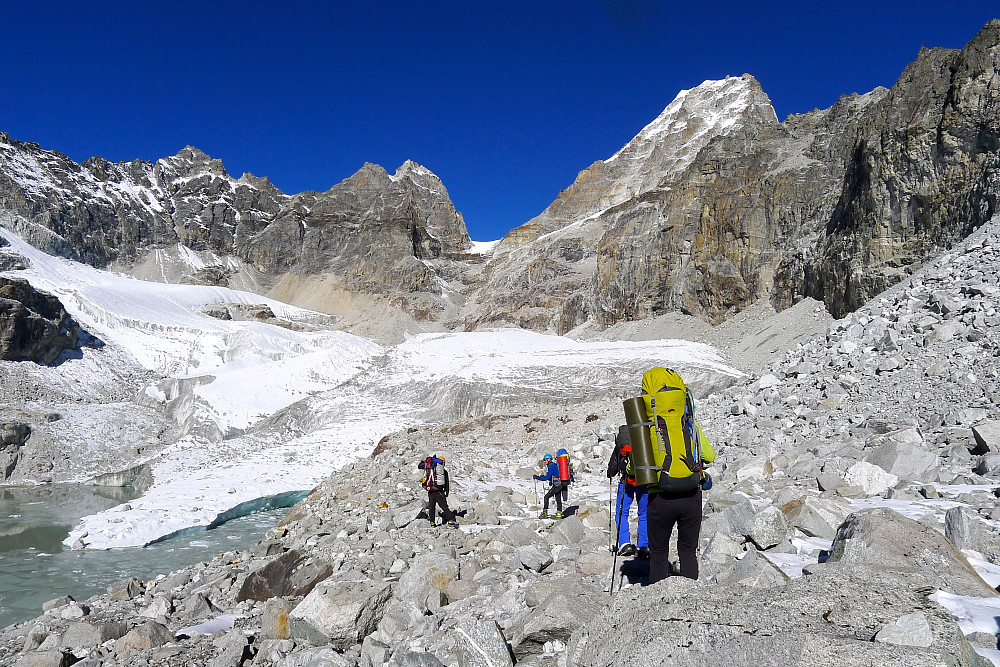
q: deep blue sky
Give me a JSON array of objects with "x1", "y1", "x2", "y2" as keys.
[{"x1": 4, "y1": 2, "x2": 997, "y2": 241}]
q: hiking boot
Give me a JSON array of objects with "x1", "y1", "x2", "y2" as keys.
[
  {"x1": 637, "y1": 547, "x2": 650, "y2": 560},
  {"x1": 448, "y1": 520, "x2": 459, "y2": 527},
  {"x1": 618, "y1": 543, "x2": 637, "y2": 557},
  {"x1": 555, "y1": 511, "x2": 563, "y2": 519},
  {"x1": 540, "y1": 510, "x2": 549, "y2": 519}
]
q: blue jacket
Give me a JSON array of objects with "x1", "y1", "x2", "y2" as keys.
[{"x1": 536, "y1": 462, "x2": 560, "y2": 485}]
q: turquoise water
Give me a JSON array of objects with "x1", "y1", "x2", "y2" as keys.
[{"x1": 0, "y1": 484, "x2": 289, "y2": 629}]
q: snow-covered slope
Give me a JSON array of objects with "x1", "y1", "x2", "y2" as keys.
[{"x1": 0, "y1": 224, "x2": 743, "y2": 549}]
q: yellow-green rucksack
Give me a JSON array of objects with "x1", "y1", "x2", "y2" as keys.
[{"x1": 641, "y1": 367, "x2": 704, "y2": 492}]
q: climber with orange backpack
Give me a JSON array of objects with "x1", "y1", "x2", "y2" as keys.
[
  {"x1": 418, "y1": 454, "x2": 457, "y2": 527},
  {"x1": 533, "y1": 453, "x2": 566, "y2": 519}
]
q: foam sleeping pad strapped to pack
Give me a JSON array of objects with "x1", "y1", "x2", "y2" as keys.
[{"x1": 623, "y1": 396, "x2": 658, "y2": 487}]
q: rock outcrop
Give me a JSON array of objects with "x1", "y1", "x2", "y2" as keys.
[{"x1": 0, "y1": 276, "x2": 78, "y2": 364}]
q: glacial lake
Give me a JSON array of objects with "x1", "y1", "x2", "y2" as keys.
[{"x1": 0, "y1": 484, "x2": 288, "y2": 629}]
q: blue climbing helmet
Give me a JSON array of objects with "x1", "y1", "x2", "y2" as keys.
[{"x1": 542, "y1": 453, "x2": 553, "y2": 460}]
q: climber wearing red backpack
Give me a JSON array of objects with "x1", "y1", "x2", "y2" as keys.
[{"x1": 418, "y1": 454, "x2": 457, "y2": 527}]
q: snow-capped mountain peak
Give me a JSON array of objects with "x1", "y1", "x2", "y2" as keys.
[{"x1": 605, "y1": 74, "x2": 778, "y2": 181}]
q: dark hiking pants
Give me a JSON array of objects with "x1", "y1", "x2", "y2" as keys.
[
  {"x1": 647, "y1": 487, "x2": 702, "y2": 583},
  {"x1": 427, "y1": 490, "x2": 453, "y2": 524},
  {"x1": 543, "y1": 482, "x2": 563, "y2": 511}
]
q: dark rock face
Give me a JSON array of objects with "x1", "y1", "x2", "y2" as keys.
[
  {"x1": 0, "y1": 134, "x2": 474, "y2": 320},
  {"x1": 0, "y1": 277, "x2": 78, "y2": 364},
  {"x1": 0, "y1": 420, "x2": 30, "y2": 480},
  {"x1": 800, "y1": 28, "x2": 1000, "y2": 317}
]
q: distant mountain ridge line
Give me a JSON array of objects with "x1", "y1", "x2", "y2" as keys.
[{"x1": 1, "y1": 20, "x2": 999, "y2": 336}]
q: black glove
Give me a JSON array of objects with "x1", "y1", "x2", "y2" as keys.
[{"x1": 532, "y1": 474, "x2": 540, "y2": 480}]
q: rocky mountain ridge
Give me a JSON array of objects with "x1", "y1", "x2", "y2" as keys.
[
  {"x1": 0, "y1": 135, "x2": 475, "y2": 334},
  {"x1": 2, "y1": 23, "x2": 1000, "y2": 342}
]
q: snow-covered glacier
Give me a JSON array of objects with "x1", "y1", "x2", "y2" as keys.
[{"x1": 1, "y1": 224, "x2": 743, "y2": 549}]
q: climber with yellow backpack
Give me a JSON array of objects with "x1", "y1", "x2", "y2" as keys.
[{"x1": 622, "y1": 367, "x2": 715, "y2": 583}]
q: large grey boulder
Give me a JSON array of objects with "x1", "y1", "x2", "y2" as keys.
[
  {"x1": 704, "y1": 500, "x2": 755, "y2": 540},
  {"x1": 714, "y1": 547, "x2": 790, "y2": 588},
  {"x1": 453, "y1": 618, "x2": 514, "y2": 667},
  {"x1": 972, "y1": 421, "x2": 1000, "y2": 454},
  {"x1": 550, "y1": 515, "x2": 587, "y2": 544},
  {"x1": 14, "y1": 652, "x2": 76, "y2": 667},
  {"x1": 376, "y1": 601, "x2": 427, "y2": 645},
  {"x1": 396, "y1": 552, "x2": 459, "y2": 612},
  {"x1": 391, "y1": 501, "x2": 427, "y2": 529},
  {"x1": 747, "y1": 506, "x2": 792, "y2": 550},
  {"x1": 495, "y1": 523, "x2": 541, "y2": 548},
  {"x1": 511, "y1": 588, "x2": 601, "y2": 659},
  {"x1": 523, "y1": 575, "x2": 588, "y2": 608},
  {"x1": 780, "y1": 496, "x2": 853, "y2": 539},
  {"x1": 827, "y1": 508, "x2": 998, "y2": 597},
  {"x1": 864, "y1": 441, "x2": 938, "y2": 482},
  {"x1": 568, "y1": 567, "x2": 989, "y2": 666},
  {"x1": 208, "y1": 629, "x2": 249, "y2": 667},
  {"x1": 945, "y1": 506, "x2": 1000, "y2": 561},
  {"x1": 361, "y1": 636, "x2": 392, "y2": 667},
  {"x1": 515, "y1": 544, "x2": 553, "y2": 573},
  {"x1": 290, "y1": 578, "x2": 392, "y2": 649},
  {"x1": 114, "y1": 621, "x2": 175, "y2": 655},
  {"x1": 61, "y1": 620, "x2": 128, "y2": 648},
  {"x1": 261, "y1": 598, "x2": 294, "y2": 640},
  {"x1": 843, "y1": 461, "x2": 898, "y2": 495}
]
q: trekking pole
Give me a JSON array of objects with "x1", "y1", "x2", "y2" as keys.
[
  {"x1": 607, "y1": 477, "x2": 613, "y2": 553},
  {"x1": 534, "y1": 478, "x2": 538, "y2": 507},
  {"x1": 609, "y1": 482, "x2": 625, "y2": 596}
]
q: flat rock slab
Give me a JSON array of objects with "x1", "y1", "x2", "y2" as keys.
[
  {"x1": 874, "y1": 612, "x2": 934, "y2": 648},
  {"x1": 569, "y1": 566, "x2": 988, "y2": 666}
]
